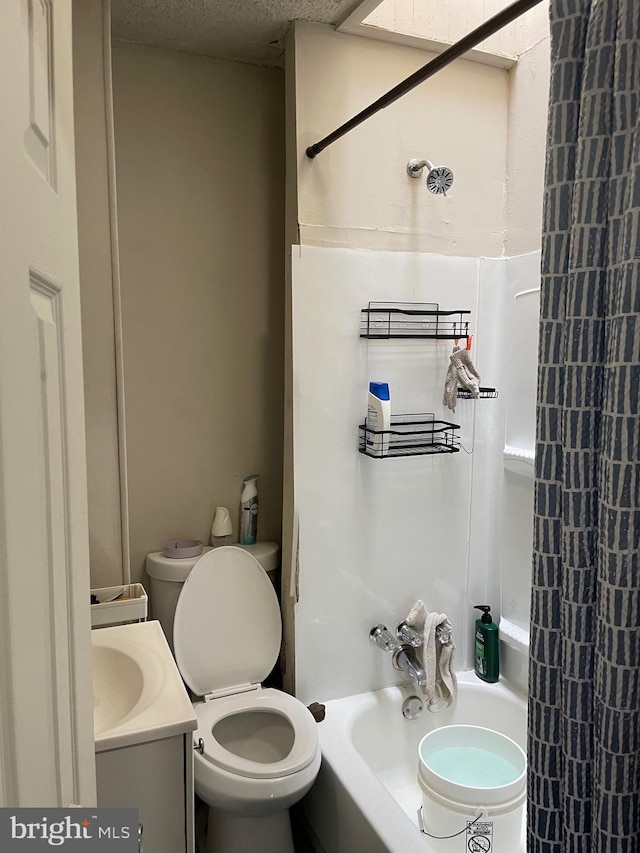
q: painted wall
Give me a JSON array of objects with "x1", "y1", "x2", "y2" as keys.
[
  {"x1": 505, "y1": 32, "x2": 550, "y2": 255},
  {"x1": 362, "y1": 0, "x2": 522, "y2": 64},
  {"x1": 361, "y1": 0, "x2": 548, "y2": 65},
  {"x1": 111, "y1": 44, "x2": 285, "y2": 583},
  {"x1": 292, "y1": 22, "x2": 509, "y2": 256},
  {"x1": 73, "y1": 1, "x2": 125, "y2": 588},
  {"x1": 290, "y1": 20, "x2": 549, "y2": 258}
]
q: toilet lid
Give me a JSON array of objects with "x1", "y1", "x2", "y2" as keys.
[{"x1": 173, "y1": 546, "x2": 281, "y2": 696}]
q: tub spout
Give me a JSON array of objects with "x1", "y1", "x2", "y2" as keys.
[{"x1": 393, "y1": 647, "x2": 426, "y2": 690}]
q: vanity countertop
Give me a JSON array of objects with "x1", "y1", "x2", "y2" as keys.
[{"x1": 92, "y1": 620, "x2": 197, "y2": 753}]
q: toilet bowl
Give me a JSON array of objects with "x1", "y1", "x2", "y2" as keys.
[
  {"x1": 165, "y1": 545, "x2": 320, "y2": 853},
  {"x1": 193, "y1": 689, "x2": 321, "y2": 814}
]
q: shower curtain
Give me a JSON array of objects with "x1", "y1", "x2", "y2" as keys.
[{"x1": 528, "y1": 1, "x2": 640, "y2": 851}]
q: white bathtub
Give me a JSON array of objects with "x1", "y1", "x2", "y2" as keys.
[{"x1": 300, "y1": 671, "x2": 527, "y2": 853}]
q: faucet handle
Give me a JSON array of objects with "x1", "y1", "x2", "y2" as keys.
[
  {"x1": 369, "y1": 624, "x2": 400, "y2": 653},
  {"x1": 436, "y1": 624, "x2": 452, "y2": 645},
  {"x1": 396, "y1": 621, "x2": 423, "y2": 647}
]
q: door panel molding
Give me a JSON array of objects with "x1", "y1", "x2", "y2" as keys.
[{"x1": 24, "y1": 0, "x2": 57, "y2": 187}]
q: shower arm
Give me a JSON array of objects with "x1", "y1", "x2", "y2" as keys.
[
  {"x1": 305, "y1": 0, "x2": 544, "y2": 159},
  {"x1": 407, "y1": 160, "x2": 434, "y2": 178}
]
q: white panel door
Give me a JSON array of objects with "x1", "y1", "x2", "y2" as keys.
[{"x1": 0, "y1": 0, "x2": 96, "y2": 806}]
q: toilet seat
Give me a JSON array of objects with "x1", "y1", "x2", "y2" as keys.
[
  {"x1": 174, "y1": 546, "x2": 319, "y2": 797},
  {"x1": 195, "y1": 688, "x2": 318, "y2": 780},
  {"x1": 173, "y1": 546, "x2": 282, "y2": 697}
]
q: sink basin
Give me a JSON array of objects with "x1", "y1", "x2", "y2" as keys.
[
  {"x1": 93, "y1": 645, "x2": 148, "y2": 735},
  {"x1": 91, "y1": 620, "x2": 197, "y2": 752}
]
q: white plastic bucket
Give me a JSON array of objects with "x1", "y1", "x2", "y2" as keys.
[{"x1": 417, "y1": 725, "x2": 526, "y2": 853}]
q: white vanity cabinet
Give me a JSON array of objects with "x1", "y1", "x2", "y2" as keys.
[
  {"x1": 91, "y1": 621, "x2": 198, "y2": 853},
  {"x1": 96, "y1": 733, "x2": 195, "y2": 853}
]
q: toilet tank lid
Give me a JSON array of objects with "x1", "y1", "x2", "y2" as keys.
[
  {"x1": 235, "y1": 541, "x2": 279, "y2": 573},
  {"x1": 146, "y1": 547, "x2": 214, "y2": 582}
]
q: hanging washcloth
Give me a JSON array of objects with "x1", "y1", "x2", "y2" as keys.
[
  {"x1": 455, "y1": 346, "x2": 481, "y2": 394},
  {"x1": 443, "y1": 356, "x2": 458, "y2": 412},
  {"x1": 443, "y1": 346, "x2": 481, "y2": 412},
  {"x1": 406, "y1": 599, "x2": 458, "y2": 712}
]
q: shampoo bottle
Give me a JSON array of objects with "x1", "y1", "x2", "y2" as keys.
[
  {"x1": 366, "y1": 382, "x2": 391, "y2": 456},
  {"x1": 474, "y1": 605, "x2": 499, "y2": 683},
  {"x1": 239, "y1": 474, "x2": 259, "y2": 545}
]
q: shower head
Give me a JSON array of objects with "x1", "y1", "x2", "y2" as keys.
[{"x1": 406, "y1": 159, "x2": 454, "y2": 196}]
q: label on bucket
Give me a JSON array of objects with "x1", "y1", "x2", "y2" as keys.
[{"x1": 466, "y1": 820, "x2": 493, "y2": 852}]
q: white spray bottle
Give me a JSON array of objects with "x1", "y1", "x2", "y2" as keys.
[{"x1": 239, "y1": 474, "x2": 259, "y2": 545}]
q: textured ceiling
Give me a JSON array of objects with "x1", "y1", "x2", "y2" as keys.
[{"x1": 111, "y1": 0, "x2": 366, "y2": 67}]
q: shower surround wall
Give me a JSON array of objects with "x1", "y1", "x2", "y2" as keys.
[
  {"x1": 285, "y1": 20, "x2": 549, "y2": 698},
  {"x1": 292, "y1": 246, "x2": 539, "y2": 703}
]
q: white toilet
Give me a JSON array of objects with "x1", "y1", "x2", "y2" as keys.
[{"x1": 146, "y1": 545, "x2": 320, "y2": 853}]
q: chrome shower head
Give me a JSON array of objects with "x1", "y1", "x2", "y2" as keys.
[{"x1": 406, "y1": 159, "x2": 454, "y2": 196}]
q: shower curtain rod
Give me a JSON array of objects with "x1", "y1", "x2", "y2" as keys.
[{"x1": 305, "y1": 0, "x2": 544, "y2": 159}]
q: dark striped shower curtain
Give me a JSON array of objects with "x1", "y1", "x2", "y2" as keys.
[{"x1": 528, "y1": 1, "x2": 640, "y2": 850}]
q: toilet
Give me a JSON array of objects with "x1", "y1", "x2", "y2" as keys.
[
  {"x1": 145, "y1": 541, "x2": 280, "y2": 653},
  {"x1": 146, "y1": 545, "x2": 320, "y2": 853}
]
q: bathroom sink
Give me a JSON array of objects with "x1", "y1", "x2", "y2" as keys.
[
  {"x1": 91, "y1": 620, "x2": 197, "y2": 752},
  {"x1": 93, "y1": 645, "x2": 146, "y2": 734}
]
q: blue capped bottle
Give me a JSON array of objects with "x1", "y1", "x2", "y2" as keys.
[{"x1": 366, "y1": 382, "x2": 391, "y2": 456}]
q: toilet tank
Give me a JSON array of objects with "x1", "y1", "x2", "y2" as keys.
[{"x1": 146, "y1": 541, "x2": 280, "y2": 653}]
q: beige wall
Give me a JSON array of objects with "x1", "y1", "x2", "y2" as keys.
[
  {"x1": 73, "y1": 0, "x2": 125, "y2": 588},
  {"x1": 290, "y1": 20, "x2": 549, "y2": 257},
  {"x1": 293, "y1": 22, "x2": 509, "y2": 256},
  {"x1": 362, "y1": 0, "x2": 521, "y2": 65},
  {"x1": 361, "y1": 0, "x2": 548, "y2": 67},
  {"x1": 112, "y1": 44, "x2": 285, "y2": 583},
  {"x1": 505, "y1": 31, "x2": 550, "y2": 255}
]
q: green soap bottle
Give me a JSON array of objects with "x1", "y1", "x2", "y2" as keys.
[{"x1": 474, "y1": 605, "x2": 499, "y2": 683}]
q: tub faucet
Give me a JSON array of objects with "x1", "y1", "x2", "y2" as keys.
[
  {"x1": 369, "y1": 623, "x2": 426, "y2": 690},
  {"x1": 392, "y1": 647, "x2": 427, "y2": 690}
]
